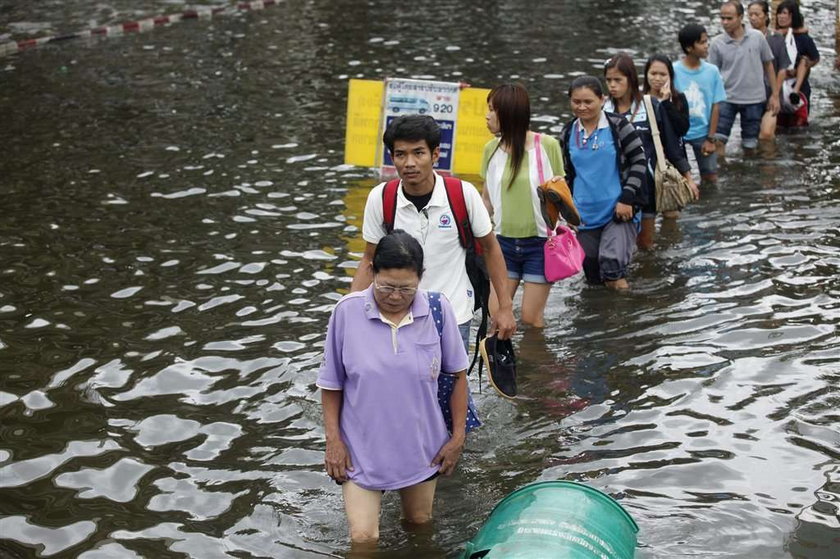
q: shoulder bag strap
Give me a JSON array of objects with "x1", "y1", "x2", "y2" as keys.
[
  {"x1": 427, "y1": 291, "x2": 444, "y2": 337},
  {"x1": 533, "y1": 133, "x2": 554, "y2": 237},
  {"x1": 643, "y1": 95, "x2": 666, "y2": 173}
]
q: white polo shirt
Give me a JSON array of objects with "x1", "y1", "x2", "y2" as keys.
[{"x1": 362, "y1": 172, "x2": 493, "y2": 324}]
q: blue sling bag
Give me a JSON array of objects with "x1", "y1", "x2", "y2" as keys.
[{"x1": 427, "y1": 291, "x2": 481, "y2": 434}]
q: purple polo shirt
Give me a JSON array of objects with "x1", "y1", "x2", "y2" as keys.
[{"x1": 317, "y1": 287, "x2": 468, "y2": 491}]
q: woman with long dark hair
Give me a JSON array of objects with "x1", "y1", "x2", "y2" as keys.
[
  {"x1": 604, "y1": 53, "x2": 644, "y2": 122},
  {"x1": 642, "y1": 54, "x2": 690, "y2": 139},
  {"x1": 480, "y1": 83, "x2": 565, "y2": 326},
  {"x1": 604, "y1": 53, "x2": 694, "y2": 248},
  {"x1": 642, "y1": 53, "x2": 699, "y2": 216}
]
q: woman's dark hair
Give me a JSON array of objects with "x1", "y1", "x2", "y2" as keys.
[
  {"x1": 642, "y1": 54, "x2": 686, "y2": 113},
  {"x1": 748, "y1": 1, "x2": 770, "y2": 28},
  {"x1": 678, "y1": 23, "x2": 707, "y2": 54},
  {"x1": 372, "y1": 229, "x2": 424, "y2": 278},
  {"x1": 777, "y1": 0, "x2": 804, "y2": 29},
  {"x1": 487, "y1": 83, "x2": 531, "y2": 190},
  {"x1": 567, "y1": 75, "x2": 604, "y2": 98},
  {"x1": 604, "y1": 53, "x2": 642, "y2": 107},
  {"x1": 382, "y1": 115, "x2": 441, "y2": 154}
]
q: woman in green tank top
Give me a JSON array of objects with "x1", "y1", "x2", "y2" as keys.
[{"x1": 480, "y1": 83, "x2": 565, "y2": 327}]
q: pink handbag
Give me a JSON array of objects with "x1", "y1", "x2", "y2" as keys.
[
  {"x1": 543, "y1": 225, "x2": 585, "y2": 281},
  {"x1": 534, "y1": 134, "x2": 585, "y2": 281}
]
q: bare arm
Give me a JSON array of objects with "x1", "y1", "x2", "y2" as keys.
[
  {"x1": 791, "y1": 57, "x2": 809, "y2": 92},
  {"x1": 683, "y1": 170, "x2": 700, "y2": 200},
  {"x1": 476, "y1": 232, "x2": 516, "y2": 340},
  {"x1": 709, "y1": 102, "x2": 722, "y2": 137},
  {"x1": 432, "y1": 370, "x2": 467, "y2": 475},
  {"x1": 349, "y1": 242, "x2": 377, "y2": 292},
  {"x1": 449, "y1": 371, "x2": 467, "y2": 437},
  {"x1": 764, "y1": 60, "x2": 780, "y2": 115},
  {"x1": 322, "y1": 389, "x2": 353, "y2": 481},
  {"x1": 706, "y1": 102, "x2": 722, "y2": 151}
]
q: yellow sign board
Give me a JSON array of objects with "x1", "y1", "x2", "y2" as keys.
[
  {"x1": 344, "y1": 79, "x2": 385, "y2": 169},
  {"x1": 453, "y1": 87, "x2": 493, "y2": 176},
  {"x1": 344, "y1": 79, "x2": 493, "y2": 176}
]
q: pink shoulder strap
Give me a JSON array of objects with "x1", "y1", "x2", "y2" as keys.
[{"x1": 533, "y1": 133, "x2": 554, "y2": 237}]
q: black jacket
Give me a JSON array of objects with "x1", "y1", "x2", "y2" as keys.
[{"x1": 660, "y1": 93, "x2": 690, "y2": 139}]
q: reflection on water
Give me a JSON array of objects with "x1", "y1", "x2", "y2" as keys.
[{"x1": 1, "y1": 0, "x2": 838, "y2": 557}]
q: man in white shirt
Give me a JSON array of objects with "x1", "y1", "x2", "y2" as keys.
[{"x1": 351, "y1": 115, "x2": 516, "y2": 344}]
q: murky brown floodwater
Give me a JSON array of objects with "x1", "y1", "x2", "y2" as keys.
[{"x1": 1, "y1": 1, "x2": 838, "y2": 557}]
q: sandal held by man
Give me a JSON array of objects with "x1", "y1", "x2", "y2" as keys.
[{"x1": 479, "y1": 335, "x2": 517, "y2": 399}]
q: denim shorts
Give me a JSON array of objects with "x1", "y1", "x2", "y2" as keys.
[
  {"x1": 686, "y1": 137, "x2": 718, "y2": 177},
  {"x1": 497, "y1": 235, "x2": 548, "y2": 284},
  {"x1": 715, "y1": 101, "x2": 766, "y2": 149}
]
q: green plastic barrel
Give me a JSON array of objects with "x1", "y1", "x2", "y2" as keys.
[{"x1": 461, "y1": 481, "x2": 639, "y2": 559}]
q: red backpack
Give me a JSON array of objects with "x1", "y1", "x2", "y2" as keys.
[{"x1": 381, "y1": 177, "x2": 490, "y2": 375}]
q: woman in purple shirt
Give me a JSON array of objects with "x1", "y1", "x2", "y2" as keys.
[{"x1": 318, "y1": 230, "x2": 469, "y2": 545}]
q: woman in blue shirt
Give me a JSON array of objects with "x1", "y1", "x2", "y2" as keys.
[{"x1": 561, "y1": 76, "x2": 646, "y2": 290}]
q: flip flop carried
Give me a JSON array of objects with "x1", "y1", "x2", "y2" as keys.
[{"x1": 538, "y1": 177, "x2": 581, "y2": 227}]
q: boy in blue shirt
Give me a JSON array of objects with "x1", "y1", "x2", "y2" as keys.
[{"x1": 674, "y1": 23, "x2": 727, "y2": 185}]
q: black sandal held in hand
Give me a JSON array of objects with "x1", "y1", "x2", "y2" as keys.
[{"x1": 479, "y1": 335, "x2": 517, "y2": 399}]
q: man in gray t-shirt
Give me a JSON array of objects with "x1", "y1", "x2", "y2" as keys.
[{"x1": 709, "y1": 1, "x2": 780, "y2": 149}]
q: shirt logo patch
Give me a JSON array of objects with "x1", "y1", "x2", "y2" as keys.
[
  {"x1": 429, "y1": 357, "x2": 440, "y2": 381},
  {"x1": 438, "y1": 213, "x2": 453, "y2": 229}
]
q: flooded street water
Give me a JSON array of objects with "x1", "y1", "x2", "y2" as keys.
[{"x1": 1, "y1": 0, "x2": 838, "y2": 557}]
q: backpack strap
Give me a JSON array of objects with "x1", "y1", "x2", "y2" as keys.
[
  {"x1": 428, "y1": 291, "x2": 444, "y2": 338},
  {"x1": 381, "y1": 179, "x2": 401, "y2": 234},
  {"x1": 442, "y1": 177, "x2": 483, "y2": 255}
]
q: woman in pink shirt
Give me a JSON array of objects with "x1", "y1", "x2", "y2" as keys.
[{"x1": 318, "y1": 230, "x2": 471, "y2": 546}]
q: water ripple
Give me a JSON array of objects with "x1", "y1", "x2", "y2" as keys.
[
  {"x1": 0, "y1": 517, "x2": 97, "y2": 557},
  {"x1": 54, "y1": 457, "x2": 154, "y2": 502},
  {"x1": 0, "y1": 440, "x2": 121, "y2": 489}
]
